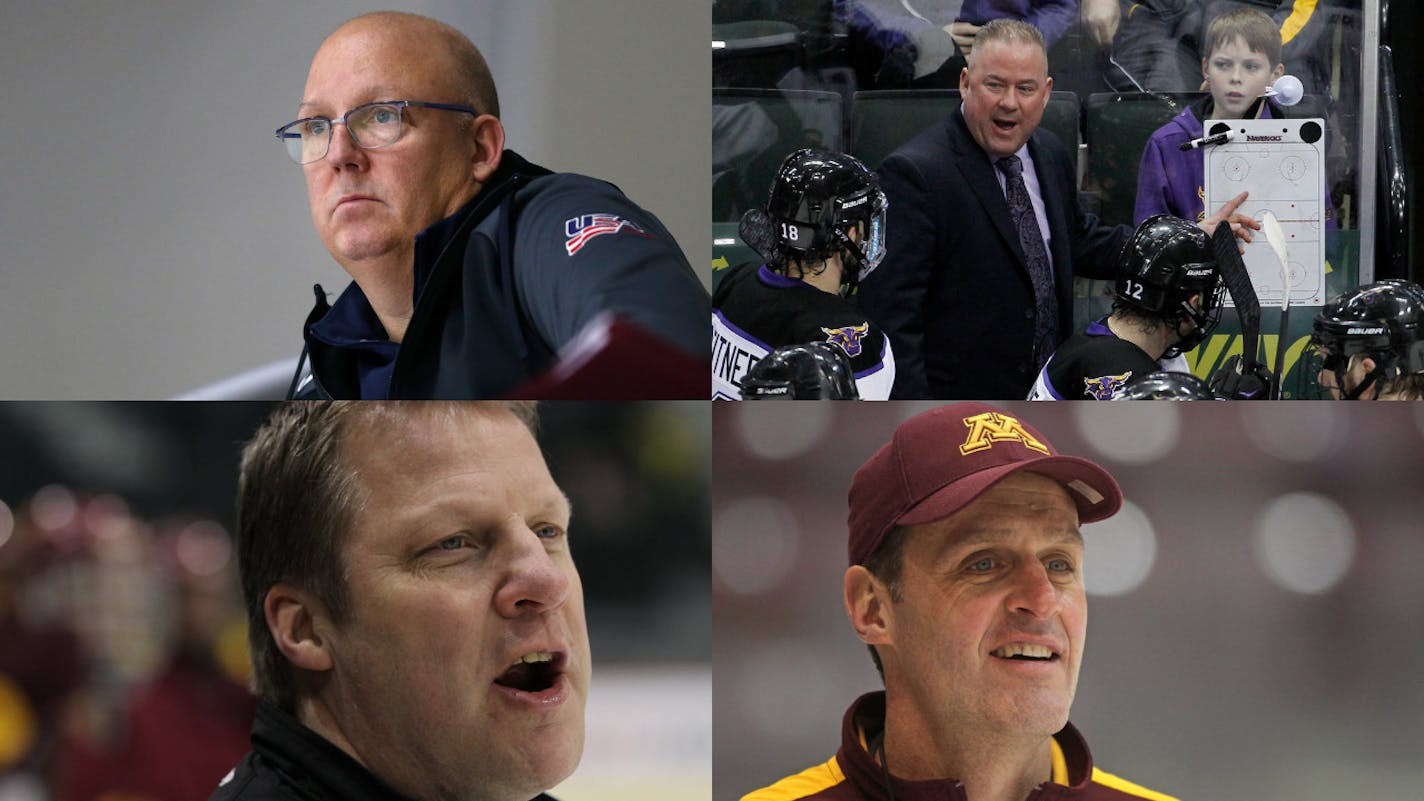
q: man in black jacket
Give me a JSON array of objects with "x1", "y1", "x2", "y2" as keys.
[
  {"x1": 280, "y1": 12, "x2": 709, "y2": 399},
  {"x1": 857, "y1": 18, "x2": 1254, "y2": 399},
  {"x1": 210, "y1": 402, "x2": 585, "y2": 801}
]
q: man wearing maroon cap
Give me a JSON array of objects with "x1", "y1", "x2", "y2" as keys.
[{"x1": 742, "y1": 403, "x2": 1177, "y2": 801}]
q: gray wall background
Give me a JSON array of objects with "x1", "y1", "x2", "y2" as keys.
[
  {"x1": 0, "y1": 1, "x2": 709, "y2": 399},
  {"x1": 714, "y1": 402, "x2": 1424, "y2": 801}
]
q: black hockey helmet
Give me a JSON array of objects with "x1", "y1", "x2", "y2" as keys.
[
  {"x1": 739, "y1": 148, "x2": 887, "y2": 287},
  {"x1": 1112, "y1": 215, "x2": 1224, "y2": 358},
  {"x1": 1306, "y1": 279, "x2": 1424, "y2": 399},
  {"x1": 1113, "y1": 370, "x2": 1216, "y2": 400},
  {"x1": 740, "y1": 341, "x2": 860, "y2": 400}
]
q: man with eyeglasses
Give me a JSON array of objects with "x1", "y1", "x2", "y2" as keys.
[{"x1": 278, "y1": 12, "x2": 709, "y2": 399}]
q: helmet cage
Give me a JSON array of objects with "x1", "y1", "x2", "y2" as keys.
[
  {"x1": 1304, "y1": 277, "x2": 1424, "y2": 399},
  {"x1": 1315, "y1": 280, "x2": 1424, "y2": 372},
  {"x1": 1164, "y1": 268, "x2": 1225, "y2": 358},
  {"x1": 1305, "y1": 315, "x2": 1424, "y2": 398}
]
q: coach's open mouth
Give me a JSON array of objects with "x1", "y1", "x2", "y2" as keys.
[{"x1": 494, "y1": 651, "x2": 563, "y2": 692}]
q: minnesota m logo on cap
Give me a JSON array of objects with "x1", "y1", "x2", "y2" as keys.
[
  {"x1": 959, "y1": 411, "x2": 1050, "y2": 456},
  {"x1": 846, "y1": 403, "x2": 1122, "y2": 567}
]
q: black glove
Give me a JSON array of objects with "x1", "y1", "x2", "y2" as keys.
[{"x1": 1209, "y1": 355, "x2": 1277, "y2": 400}]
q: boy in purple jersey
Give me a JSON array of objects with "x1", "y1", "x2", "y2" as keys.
[{"x1": 1133, "y1": 8, "x2": 1335, "y2": 228}]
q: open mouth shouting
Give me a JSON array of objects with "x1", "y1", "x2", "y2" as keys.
[
  {"x1": 992, "y1": 116, "x2": 1019, "y2": 136},
  {"x1": 493, "y1": 651, "x2": 570, "y2": 706}
]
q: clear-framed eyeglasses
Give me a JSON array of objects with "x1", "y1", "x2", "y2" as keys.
[{"x1": 275, "y1": 100, "x2": 479, "y2": 165}]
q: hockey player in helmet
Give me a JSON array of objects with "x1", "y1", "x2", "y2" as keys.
[
  {"x1": 1306, "y1": 279, "x2": 1424, "y2": 400},
  {"x1": 712, "y1": 148, "x2": 896, "y2": 400},
  {"x1": 1028, "y1": 215, "x2": 1223, "y2": 400}
]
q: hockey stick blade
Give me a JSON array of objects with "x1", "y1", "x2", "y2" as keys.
[
  {"x1": 1211, "y1": 222, "x2": 1261, "y2": 372},
  {"x1": 738, "y1": 208, "x2": 780, "y2": 263}
]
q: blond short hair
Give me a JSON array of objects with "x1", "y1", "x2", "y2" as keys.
[{"x1": 237, "y1": 401, "x2": 536, "y2": 710}]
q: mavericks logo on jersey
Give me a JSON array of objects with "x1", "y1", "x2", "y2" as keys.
[
  {"x1": 1083, "y1": 371, "x2": 1133, "y2": 400},
  {"x1": 821, "y1": 323, "x2": 869, "y2": 357},
  {"x1": 959, "y1": 412, "x2": 1050, "y2": 456},
  {"x1": 564, "y1": 213, "x2": 651, "y2": 255}
]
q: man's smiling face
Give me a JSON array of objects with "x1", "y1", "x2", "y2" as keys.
[{"x1": 879, "y1": 471, "x2": 1086, "y2": 739}]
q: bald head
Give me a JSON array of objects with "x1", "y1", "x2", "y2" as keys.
[
  {"x1": 313, "y1": 12, "x2": 499, "y2": 119},
  {"x1": 296, "y1": 11, "x2": 508, "y2": 323}
]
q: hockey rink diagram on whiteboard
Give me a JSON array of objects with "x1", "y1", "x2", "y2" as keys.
[{"x1": 1204, "y1": 117, "x2": 1327, "y2": 306}]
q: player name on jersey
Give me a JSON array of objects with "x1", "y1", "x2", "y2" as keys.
[{"x1": 712, "y1": 312, "x2": 769, "y2": 400}]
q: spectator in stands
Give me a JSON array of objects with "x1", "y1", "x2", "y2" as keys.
[
  {"x1": 843, "y1": 0, "x2": 1078, "y2": 89},
  {"x1": 118, "y1": 533, "x2": 254, "y2": 801},
  {"x1": 1134, "y1": 7, "x2": 1334, "y2": 229},
  {"x1": 1202, "y1": 1, "x2": 1340, "y2": 96},
  {"x1": 0, "y1": 525, "x2": 84, "y2": 797},
  {"x1": 953, "y1": 1, "x2": 1080, "y2": 60},
  {"x1": 1076, "y1": 0, "x2": 1201, "y2": 92},
  {"x1": 1201, "y1": 0, "x2": 1353, "y2": 214}
]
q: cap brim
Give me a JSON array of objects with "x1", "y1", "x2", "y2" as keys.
[{"x1": 896, "y1": 455, "x2": 1122, "y2": 528}]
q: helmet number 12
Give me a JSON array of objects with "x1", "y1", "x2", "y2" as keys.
[{"x1": 1124, "y1": 280, "x2": 1145, "y2": 300}]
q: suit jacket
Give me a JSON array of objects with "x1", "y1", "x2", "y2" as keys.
[{"x1": 859, "y1": 106, "x2": 1131, "y2": 399}]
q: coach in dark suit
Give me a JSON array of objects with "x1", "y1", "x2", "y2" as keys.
[{"x1": 859, "y1": 18, "x2": 1253, "y2": 399}]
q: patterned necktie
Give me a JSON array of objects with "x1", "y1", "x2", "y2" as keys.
[{"x1": 996, "y1": 154, "x2": 1058, "y2": 369}]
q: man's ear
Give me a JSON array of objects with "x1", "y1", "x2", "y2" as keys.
[
  {"x1": 468, "y1": 114, "x2": 506, "y2": 183},
  {"x1": 264, "y1": 582, "x2": 335, "y2": 673},
  {"x1": 1358, "y1": 354, "x2": 1379, "y2": 386},
  {"x1": 844, "y1": 565, "x2": 893, "y2": 649}
]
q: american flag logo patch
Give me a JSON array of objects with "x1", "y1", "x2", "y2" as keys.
[{"x1": 564, "y1": 213, "x2": 651, "y2": 256}]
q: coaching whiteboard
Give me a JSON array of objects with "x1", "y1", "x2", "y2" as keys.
[{"x1": 1204, "y1": 117, "x2": 1327, "y2": 307}]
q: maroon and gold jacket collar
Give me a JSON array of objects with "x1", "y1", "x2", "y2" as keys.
[{"x1": 834, "y1": 691, "x2": 1098, "y2": 801}]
